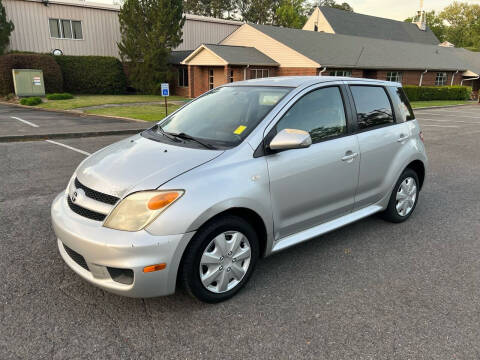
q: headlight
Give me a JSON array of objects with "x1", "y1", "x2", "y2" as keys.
[{"x1": 103, "y1": 190, "x2": 184, "y2": 232}]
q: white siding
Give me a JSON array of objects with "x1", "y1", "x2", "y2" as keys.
[
  {"x1": 4, "y1": 1, "x2": 240, "y2": 57},
  {"x1": 177, "y1": 19, "x2": 240, "y2": 51},
  {"x1": 4, "y1": 0, "x2": 122, "y2": 57}
]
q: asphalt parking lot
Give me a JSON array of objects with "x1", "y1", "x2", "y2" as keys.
[{"x1": 1, "y1": 104, "x2": 480, "y2": 359}]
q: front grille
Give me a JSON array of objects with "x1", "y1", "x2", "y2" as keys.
[
  {"x1": 68, "y1": 196, "x2": 106, "y2": 221},
  {"x1": 74, "y1": 178, "x2": 119, "y2": 205},
  {"x1": 63, "y1": 244, "x2": 89, "y2": 271}
]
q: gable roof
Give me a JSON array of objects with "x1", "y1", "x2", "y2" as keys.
[
  {"x1": 318, "y1": 7, "x2": 439, "y2": 45},
  {"x1": 248, "y1": 23, "x2": 466, "y2": 71},
  {"x1": 169, "y1": 50, "x2": 194, "y2": 65},
  {"x1": 182, "y1": 44, "x2": 279, "y2": 66},
  {"x1": 453, "y1": 48, "x2": 480, "y2": 76}
]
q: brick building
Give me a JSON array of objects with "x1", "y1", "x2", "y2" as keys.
[{"x1": 171, "y1": 7, "x2": 480, "y2": 98}]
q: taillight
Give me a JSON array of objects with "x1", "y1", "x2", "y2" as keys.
[{"x1": 419, "y1": 131, "x2": 424, "y2": 142}]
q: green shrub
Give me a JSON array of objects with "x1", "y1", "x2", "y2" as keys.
[
  {"x1": 54, "y1": 56, "x2": 127, "y2": 94},
  {"x1": 46, "y1": 92, "x2": 74, "y2": 100},
  {"x1": 20, "y1": 97, "x2": 42, "y2": 106},
  {"x1": 0, "y1": 54, "x2": 63, "y2": 95},
  {"x1": 403, "y1": 85, "x2": 471, "y2": 101}
]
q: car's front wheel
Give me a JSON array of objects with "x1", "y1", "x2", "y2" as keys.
[
  {"x1": 382, "y1": 168, "x2": 420, "y2": 223},
  {"x1": 181, "y1": 215, "x2": 259, "y2": 303}
]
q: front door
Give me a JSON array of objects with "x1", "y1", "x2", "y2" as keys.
[{"x1": 265, "y1": 86, "x2": 360, "y2": 240}]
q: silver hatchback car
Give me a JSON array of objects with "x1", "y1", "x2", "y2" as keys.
[{"x1": 52, "y1": 76, "x2": 427, "y2": 302}]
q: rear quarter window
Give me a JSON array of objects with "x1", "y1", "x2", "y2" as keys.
[{"x1": 392, "y1": 87, "x2": 415, "y2": 121}]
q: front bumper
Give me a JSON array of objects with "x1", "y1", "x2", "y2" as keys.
[{"x1": 51, "y1": 191, "x2": 195, "y2": 298}]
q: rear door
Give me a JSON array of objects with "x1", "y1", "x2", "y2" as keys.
[
  {"x1": 265, "y1": 84, "x2": 360, "y2": 240},
  {"x1": 346, "y1": 84, "x2": 409, "y2": 209}
]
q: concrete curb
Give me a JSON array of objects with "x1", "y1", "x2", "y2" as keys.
[
  {"x1": 0, "y1": 100, "x2": 150, "y2": 123},
  {"x1": 0, "y1": 128, "x2": 146, "y2": 143},
  {"x1": 414, "y1": 103, "x2": 478, "y2": 111}
]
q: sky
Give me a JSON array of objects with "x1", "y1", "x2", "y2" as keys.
[
  {"x1": 338, "y1": 0, "x2": 480, "y2": 21},
  {"x1": 89, "y1": 0, "x2": 480, "y2": 22}
]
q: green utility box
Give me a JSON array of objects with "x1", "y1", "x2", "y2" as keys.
[{"x1": 12, "y1": 69, "x2": 46, "y2": 97}]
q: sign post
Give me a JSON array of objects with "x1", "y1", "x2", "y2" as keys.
[{"x1": 161, "y1": 83, "x2": 170, "y2": 117}]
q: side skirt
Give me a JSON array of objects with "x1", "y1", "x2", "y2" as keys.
[{"x1": 271, "y1": 205, "x2": 383, "y2": 253}]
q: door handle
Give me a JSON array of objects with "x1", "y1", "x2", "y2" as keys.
[
  {"x1": 397, "y1": 134, "x2": 409, "y2": 143},
  {"x1": 341, "y1": 151, "x2": 358, "y2": 162}
]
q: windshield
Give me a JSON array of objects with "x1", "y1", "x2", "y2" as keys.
[{"x1": 155, "y1": 86, "x2": 291, "y2": 149}]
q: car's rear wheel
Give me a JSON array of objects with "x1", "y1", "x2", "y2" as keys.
[
  {"x1": 181, "y1": 215, "x2": 259, "y2": 303},
  {"x1": 381, "y1": 168, "x2": 420, "y2": 223}
]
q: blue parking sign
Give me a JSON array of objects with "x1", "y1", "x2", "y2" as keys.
[{"x1": 161, "y1": 83, "x2": 169, "y2": 97}]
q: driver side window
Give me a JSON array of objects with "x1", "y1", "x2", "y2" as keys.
[{"x1": 276, "y1": 87, "x2": 347, "y2": 143}]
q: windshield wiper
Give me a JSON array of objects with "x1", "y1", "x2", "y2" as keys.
[
  {"x1": 170, "y1": 132, "x2": 217, "y2": 150},
  {"x1": 156, "y1": 125, "x2": 180, "y2": 142}
]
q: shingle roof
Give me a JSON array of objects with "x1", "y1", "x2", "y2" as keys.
[
  {"x1": 319, "y1": 7, "x2": 439, "y2": 45},
  {"x1": 453, "y1": 48, "x2": 480, "y2": 76},
  {"x1": 203, "y1": 44, "x2": 279, "y2": 66},
  {"x1": 248, "y1": 23, "x2": 467, "y2": 71},
  {"x1": 169, "y1": 50, "x2": 193, "y2": 64}
]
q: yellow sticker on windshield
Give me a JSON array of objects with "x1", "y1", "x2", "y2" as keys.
[{"x1": 234, "y1": 125, "x2": 247, "y2": 135}]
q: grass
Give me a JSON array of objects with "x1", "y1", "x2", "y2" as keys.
[
  {"x1": 38, "y1": 94, "x2": 188, "y2": 110},
  {"x1": 84, "y1": 104, "x2": 182, "y2": 121},
  {"x1": 411, "y1": 100, "x2": 472, "y2": 108}
]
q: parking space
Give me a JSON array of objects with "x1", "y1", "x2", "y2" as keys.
[
  {"x1": 0, "y1": 104, "x2": 150, "y2": 140},
  {"x1": 1, "y1": 106, "x2": 480, "y2": 359}
]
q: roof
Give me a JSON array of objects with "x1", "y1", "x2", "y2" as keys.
[
  {"x1": 453, "y1": 48, "x2": 480, "y2": 76},
  {"x1": 248, "y1": 23, "x2": 466, "y2": 71},
  {"x1": 318, "y1": 7, "x2": 439, "y2": 45},
  {"x1": 224, "y1": 76, "x2": 398, "y2": 88},
  {"x1": 169, "y1": 50, "x2": 193, "y2": 65},
  {"x1": 182, "y1": 44, "x2": 279, "y2": 66},
  {"x1": 204, "y1": 44, "x2": 278, "y2": 66}
]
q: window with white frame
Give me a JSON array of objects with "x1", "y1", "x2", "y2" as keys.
[
  {"x1": 386, "y1": 71, "x2": 403, "y2": 83},
  {"x1": 228, "y1": 70, "x2": 234, "y2": 83},
  {"x1": 49, "y1": 19, "x2": 83, "y2": 39},
  {"x1": 435, "y1": 72, "x2": 448, "y2": 86},
  {"x1": 208, "y1": 69, "x2": 214, "y2": 90},
  {"x1": 329, "y1": 70, "x2": 352, "y2": 77},
  {"x1": 178, "y1": 66, "x2": 188, "y2": 87},
  {"x1": 251, "y1": 69, "x2": 269, "y2": 79}
]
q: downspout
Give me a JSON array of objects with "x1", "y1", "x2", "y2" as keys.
[
  {"x1": 419, "y1": 69, "x2": 428, "y2": 87},
  {"x1": 244, "y1": 65, "x2": 250, "y2": 80},
  {"x1": 318, "y1": 67, "x2": 327, "y2": 76},
  {"x1": 461, "y1": 76, "x2": 479, "y2": 86},
  {"x1": 451, "y1": 70, "x2": 459, "y2": 86}
]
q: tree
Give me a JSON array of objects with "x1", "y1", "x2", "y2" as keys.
[
  {"x1": 0, "y1": 0, "x2": 14, "y2": 55},
  {"x1": 405, "y1": 10, "x2": 446, "y2": 42},
  {"x1": 183, "y1": 0, "x2": 235, "y2": 19},
  {"x1": 236, "y1": 0, "x2": 281, "y2": 24},
  {"x1": 118, "y1": 0, "x2": 185, "y2": 94},
  {"x1": 307, "y1": 0, "x2": 353, "y2": 13},
  {"x1": 275, "y1": 0, "x2": 307, "y2": 28},
  {"x1": 439, "y1": 2, "x2": 480, "y2": 49}
]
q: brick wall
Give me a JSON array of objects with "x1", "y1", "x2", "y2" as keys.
[{"x1": 277, "y1": 67, "x2": 317, "y2": 76}]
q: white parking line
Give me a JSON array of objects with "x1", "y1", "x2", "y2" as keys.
[
  {"x1": 11, "y1": 116, "x2": 39, "y2": 128},
  {"x1": 45, "y1": 140, "x2": 91, "y2": 156},
  {"x1": 421, "y1": 124, "x2": 459, "y2": 128}
]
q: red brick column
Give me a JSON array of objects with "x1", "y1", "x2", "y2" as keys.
[{"x1": 188, "y1": 65, "x2": 195, "y2": 98}]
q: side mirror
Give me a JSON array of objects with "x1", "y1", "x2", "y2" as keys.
[{"x1": 269, "y1": 129, "x2": 312, "y2": 151}]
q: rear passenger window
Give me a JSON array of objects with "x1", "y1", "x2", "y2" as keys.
[
  {"x1": 350, "y1": 86, "x2": 394, "y2": 130},
  {"x1": 276, "y1": 87, "x2": 347, "y2": 143}
]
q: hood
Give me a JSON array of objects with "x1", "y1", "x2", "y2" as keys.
[{"x1": 76, "y1": 134, "x2": 223, "y2": 198}]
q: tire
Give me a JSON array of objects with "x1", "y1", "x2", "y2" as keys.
[
  {"x1": 381, "y1": 168, "x2": 420, "y2": 223},
  {"x1": 180, "y1": 215, "x2": 259, "y2": 303}
]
